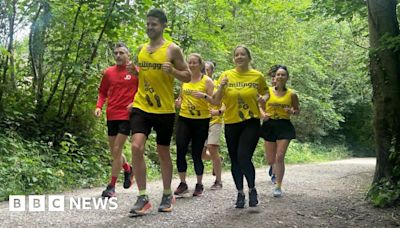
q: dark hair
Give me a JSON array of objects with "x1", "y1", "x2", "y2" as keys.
[
  {"x1": 233, "y1": 45, "x2": 252, "y2": 60},
  {"x1": 114, "y1": 41, "x2": 129, "y2": 53},
  {"x1": 147, "y1": 8, "x2": 167, "y2": 24},
  {"x1": 268, "y1": 65, "x2": 279, "y2": 77},
  {"x1": 275, "y1": 64, "x2": 289, "y2": 77},
  {"x1": 205, "y1": 61, "x2": 215, "y2": 72}
]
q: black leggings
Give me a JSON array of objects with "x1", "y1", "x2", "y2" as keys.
[
  {"x1": 225, "y1": 118, "x2": 260, "y2": 190},
  {"x1": 176, "y1": 116, "x2": 210, "y2": 175}
]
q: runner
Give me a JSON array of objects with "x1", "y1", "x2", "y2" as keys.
[
  {"x1": 201, "y1": 61, "x2": 224, "y2": 190},
  {"x1": 129, "y1": 8, "x2": 191, "y2": 215},
  {"x1": 213, "y1": 45, "x2": 268, "y2": 208},
  {"x1": 95, "y1": 42, "x2": 138, "y2": 198},
  {"x1": 265, "y1": 64, "x2": 278, "y2": 184},
  {"x1": 259, "y1": 65, "x2": 300, "y2": 197},
  {"x1": 174, "y1": 54, "x2": 213, "y2": 197}
]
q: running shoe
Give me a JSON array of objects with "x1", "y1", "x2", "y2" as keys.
[
  {"x1": 210, "y1": 181, "x2": 223, "y2": 190},
  {"x1": 101, "y1": 184, "x2": 116, "y2": 198},
  {"x1": 235, "y1": 192, "x2": 245, "y2": 208},
  {"x1": 273, "y1": 187, "x2": 283, "y2": 197},
  {"x1": 158, "y1": 194, "x2": 175, "y2": 212},
  {"x1": 130, "y1": 195, "x2": 152, "y2": 215},
  {"x1": 123, "y1": 165, "x2": 134, "y2": 189},
  {"x1": 174, "y1": 182, "x2": 189, "y2": 195},
  {"x1": 192, "y1": 184, "x2": 204, "y2": 197},
  {"x1": 249, "y1": 188, "x2": 258, "y2": 207}
]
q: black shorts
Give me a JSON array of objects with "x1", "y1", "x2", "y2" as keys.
[
  {"x1": 107, "y1": 120, "x2": 131, "y2": 136},
  {"x1": 260, "y1": 119, "x2": 296, "y2": 142},
  {"x1": 130, "y1": 108, "x2": 175, "y2": 146}
]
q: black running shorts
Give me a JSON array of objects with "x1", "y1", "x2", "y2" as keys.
[
  {"x1": 260, "y1": 119, "x2": 296, "y2": 142},
  {"x1": 130, "y1": 108, "x2": 175, "y2": 146},
  {"x1": 107, "y1": 120, "x2": 131, "y2": 136}
]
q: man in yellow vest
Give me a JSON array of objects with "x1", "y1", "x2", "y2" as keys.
[{"x1": 128, "y1": 8, "x2": 191, "y2": 215}]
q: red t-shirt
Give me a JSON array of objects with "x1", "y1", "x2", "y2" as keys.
[{"x1": 96, "y1": 65, "x2": 138, "y2": 120}]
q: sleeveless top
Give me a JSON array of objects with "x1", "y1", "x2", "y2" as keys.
[
  {"x1": 179, "y1": 75, "x2": 211, "y2": 119},
  {"x1": 133, "y1": 41, "x2": 175, "y2": 113},
  {"x1": 265, "y1": 87, "x2": 293, "y2": 120}
]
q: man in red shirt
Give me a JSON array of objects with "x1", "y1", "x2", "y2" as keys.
[{"x1": 95, "y1": 42, "x2": 138, "y2": 197}]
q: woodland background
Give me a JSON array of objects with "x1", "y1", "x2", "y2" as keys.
[{"x1": 0, "y1": 0, "x2": 398, "y2": 207}]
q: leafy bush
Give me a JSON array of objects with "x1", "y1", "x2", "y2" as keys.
[
  {"x1": 0, "y1": 131, "x2": 110, "y2": 201},
  {"x1": 367, "y1": 148, "x2": 400, "y2": 207},
  {"x1": 368, "y1": 179, "x2": 400, "y2": 207}
]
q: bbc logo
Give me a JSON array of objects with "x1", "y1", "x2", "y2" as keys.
[
  {"x1": 9, "y1": 195, "x2": 64, "y2": 212},
  {"x1": 9, "y1": 195, "x2": 118, "y2": 211}
]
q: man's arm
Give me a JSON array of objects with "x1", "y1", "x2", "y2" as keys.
[{"x1": 163, "y1": 44, "x2": 191, "y2": 82}]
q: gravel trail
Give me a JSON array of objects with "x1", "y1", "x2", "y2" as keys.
[{"x1": 1, "y1": 158, "x2": 399, "y2": 227}]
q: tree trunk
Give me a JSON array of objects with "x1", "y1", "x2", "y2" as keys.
[
  {"x1": 0, "y1": 0, "x2": 17, "y2": 110},
  {"x1": 29, "y1": 4, "x2": 46, "y2": 113},
  {"x1": 367, "y1": 0, "x2": 400, "y2": 183},
  {"x1": 8, "y1": 0, "x2": 17, "y2": 89},
  {"x1": 43, "y1": 1, "x2": 82, "y2": 115},
  {"x1": 29, "y1": 6, "x2": 42, "y2": 99},
  {"x1": 57, "y1": 29, "x2": 86, "y2": 117}
]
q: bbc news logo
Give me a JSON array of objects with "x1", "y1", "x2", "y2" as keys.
[{"x1": 9, "y1": 195, "x2": 118, "y2": 211}]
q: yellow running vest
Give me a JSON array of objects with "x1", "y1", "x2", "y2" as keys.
[
  {"x1": 133, "y1": 41, "x2": 175, "y2": 114},
  {"x1": 179, "y1": 75, "x2": 211, "y2": 119},
  {"x1": 265, "y1": 87, "x2": 293, "y2": 120},
  {"x1": 217, "y1": 69, "x2": 268, "y2": 124}
]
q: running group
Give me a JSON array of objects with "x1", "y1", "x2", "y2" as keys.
[{"x1": 95, "y1": 8, "x2": 300, "y2": 216}]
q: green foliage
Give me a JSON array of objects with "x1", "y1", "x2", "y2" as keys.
[
  {"x1": 368, "y1": 178, "x2": 400, "y2": 207},
  {"x1": 0, "y1": 131, "x2": 109, "y2": 201},
  {"x1": 308, "y1": 0, "x2": 367, "y2": 22}
]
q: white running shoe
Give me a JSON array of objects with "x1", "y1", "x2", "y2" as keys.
[{"x1": 273, "y1": 187, "x2": 283, "y2": 197}]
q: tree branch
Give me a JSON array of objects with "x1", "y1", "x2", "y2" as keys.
[{"x1": 64, "y1": 0, "x2": 118, "y2": 121}]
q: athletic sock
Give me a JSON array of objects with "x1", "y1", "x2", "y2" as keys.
[
  {"x1": 122, "y1": 162, "x2": 131, "y2": 172},
  {"x1": 139, "y1": 189, "x2": 147, "y2": 196},
  {"x1": 276, "y1": 182, "x2": 282, "y2": 188},
  {"x1": 110, "y1": 176, "x2": 118, "y2": 187},
  {"x1": 163, "y1": 189, "x2": 172, "y2": 195}
]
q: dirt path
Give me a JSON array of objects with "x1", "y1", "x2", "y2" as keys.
[{"x1": 1, "y1": 158, "x2": 399, "y2": 227}]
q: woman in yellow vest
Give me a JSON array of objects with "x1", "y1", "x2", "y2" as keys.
[
  {"x1": 259, "y1": 65, "x2": 300, "y2": 197},
  {"x1": 266, "y1": 65, "x2": 278, "y2": 184},
  {"x1": 213, "y1": 45, "x2": 268, "y2": 208},
  {"x1": 174, "y1": 53, "x2": 214, "y2": 197}
]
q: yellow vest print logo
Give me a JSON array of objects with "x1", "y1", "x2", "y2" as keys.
[
  {"x1": 138, "y1": 62, "x2": 162, "y2": 71},
  {"x1": 144, "y1": 79, "x2": 161, "y2": 107}
]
